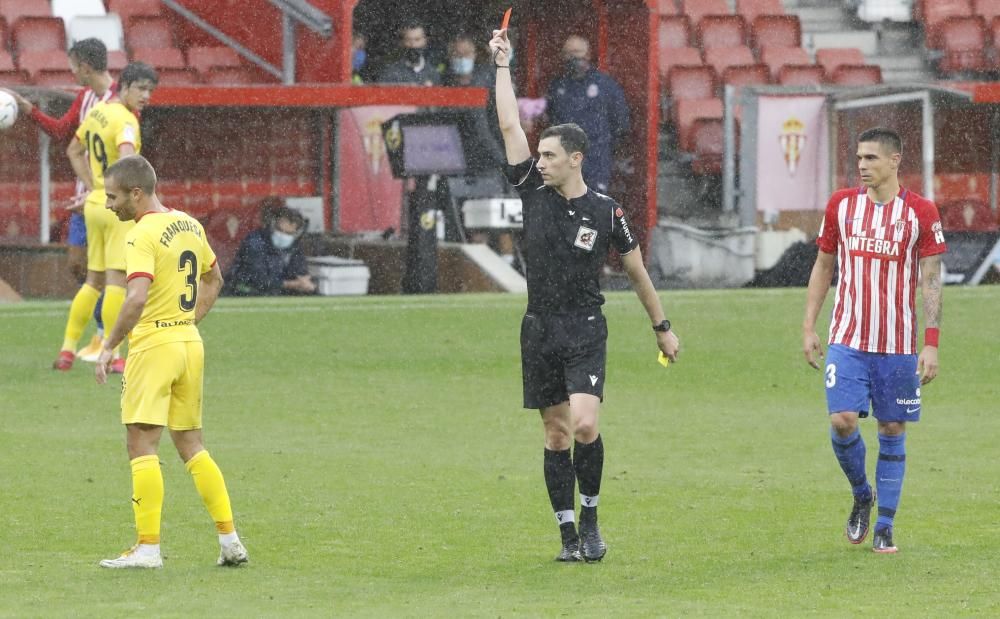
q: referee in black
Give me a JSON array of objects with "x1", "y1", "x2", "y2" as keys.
[{"x1": 489, "y1": 28, "x2": 680, "y2": 562}]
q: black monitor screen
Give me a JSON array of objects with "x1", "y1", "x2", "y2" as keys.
[{"x1": 401, "y1": 125, "x2": 466, "y2": 176}]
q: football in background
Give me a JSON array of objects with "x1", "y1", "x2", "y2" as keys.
[{"x1": 0, "y1": 90, "x2": 19, "y2": 130}]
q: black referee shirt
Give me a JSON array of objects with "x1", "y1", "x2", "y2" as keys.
[{"x1": 504, "y1": 158, "x2": 639, "y2": 313}]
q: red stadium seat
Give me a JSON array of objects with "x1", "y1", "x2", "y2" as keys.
[
  {"x1": 751, "y1": 15, "x2": 801, "y2": 50},
  {"x1": 668, "y1": 64, "x2": 716, "y2": 101},
  {"x1": 106, "y1": 49, "x2": 127, "y2": 71},
  {"x1": 736, "y1": 0, "x2": 785, "y2": 22},
  {"x1": 107, "y1": 0, "x2": 161, "y2": 26},
  {"x1": 704, "y1": 45, "x2": 755, "y2": 79},
  {"x1": 922, "y1": 0, "x2": 973, "y2": 49},
  {"x1": 0, "y1": 68, "x2": 28, "y2": 84},
  {"x1": 125, "y1": 16, "x2": 175, "y2": 50},
  {"x1": 676, "y1": 97, "x2": 723, "y2": 151},
  {"x1": 11, "y1": 16, "x2": 65, "y2": 53},
  {"x1": 154, "y1": 67, "x2": 200, "y2": 85},
  {"x1": 681, "y1": 0, "x2": 730, "y2": 25},
  {"x1": 0, "y1": 16, "x2": 8, "y2": 51},
  {"x1": 656, "y1": 0, "x2": 678, "y2": 15},
  {"x1": 939, "y1": 199, "x2": 998, "y2": 231},
  {"x1": 760, "y1": 45, "x2": 811, "y2": 79},
  {"x1": 658, "y1": 46, "x2": 702, "y2": 80},
  {"x1": 0, "y1": 0, "x2": 50, "y2": 24},
  {"x1": 939, "y1": 16, "x2": 989, "y2": 72},
  {"x1": 698, "y1": 15, "x2": 747, "y2": 49},
  {"x1": 130, "y1": 46, "x2": 186, "y2": 70},
  {"x1": 830, "y1": 64, "x2": 883, "y2": 85},
  {"x1": 974, "y1": 0, "x2": 1000, "y2": 21},
  {"x1": 778, "y1": 64, "x2": 825, "y2": 86},
  {"x1": 0, "y1": 49, "x2": 12, "y2": 70},
  {"x1": 17, "y1": 50, "x2": 69, "y2": 76},
  {"x1": 815, "y1": 48, "x2": 866, "y2": 76},
  {"x1": 668, "y1": 65, "x2": 716, "y2": 126},
  {"x1": 658, "y1": 15, "x2": 691, "y2": 48},
  {"x1": 722, "y1": 63, "x2": 771, "y2": 89},
  {"x1": 31, "y1": 68, "x2": 76, "y2": 86},
  {"x1": 691, "y1": 117, "x2": 724, "y2": 175},
  {"x1": 186, "y1": 46, "x2": 242, "y2": 75}
]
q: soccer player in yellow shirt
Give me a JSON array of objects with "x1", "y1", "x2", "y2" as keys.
[
  {"x1": 54, "y1": 62, "x2": 157, "y2": 372},
  {"x1": 94, "y1": 155, "x2": 248, "y2": 569}
]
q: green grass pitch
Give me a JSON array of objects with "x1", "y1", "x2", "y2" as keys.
[{"x1": 0, "y1": 288, "x2": 997, "y2": 617}]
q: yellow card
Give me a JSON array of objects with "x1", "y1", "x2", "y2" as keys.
[{"x1": 657, "y1": 352, "x2": 670, "y2": 367}]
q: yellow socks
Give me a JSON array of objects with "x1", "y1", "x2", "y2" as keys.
[
  {"x1": 130, "y1": 455, "x2": 163, "y2": 545},
  {"x1": 61, "y1": 283, "x2": 101, "y2": 352},
  {"x1": 101, "y1": 285, "x2": 126, "y2": 353},
  {"x1": 186, "y1": 450, "x2": 235, "y2": 534}
]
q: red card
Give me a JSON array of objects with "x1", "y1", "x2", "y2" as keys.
[{"x1": 501, "y1": 7, "x2": 512, "y2": 30}]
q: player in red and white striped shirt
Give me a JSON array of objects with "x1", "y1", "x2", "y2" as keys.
[{"x1": 803, "y1": 127, "x2": 945, "y2": 554}]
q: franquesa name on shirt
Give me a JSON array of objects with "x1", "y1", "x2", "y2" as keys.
[{"x1": 159, "y1": 219, "x2": 202, "y2": 248}]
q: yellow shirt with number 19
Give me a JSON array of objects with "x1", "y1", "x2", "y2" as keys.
[
  {"x1": 124, "y1": 210, "x2": 217, "y2": 354},
  {"x1": 74, "y1": 101, "x2": 141, "y2": 199}
]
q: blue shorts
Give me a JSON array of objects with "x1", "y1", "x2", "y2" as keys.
[
  {"x1": 824, "y1": 344, "x2": 921, "y2": 422},
  {"x1": 67, "y1": 212, "x2": 87, "y2": 246}
]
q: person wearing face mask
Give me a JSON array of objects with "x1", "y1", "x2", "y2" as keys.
[
  {"x1": 544, "y1": 35, "x2": 630, "y2": 195},
  {"x1": 378, "y1": 22, "x2": 442, "y2": 86},
  {"x1": 224, "y1": 202, "x2": 317, "y2": 296}
]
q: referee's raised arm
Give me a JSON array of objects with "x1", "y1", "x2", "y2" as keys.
[{"x1": 489, "y1": 29, "x2": 530, "y2": 165}]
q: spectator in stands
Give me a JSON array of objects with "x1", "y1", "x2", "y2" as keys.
[
  {"x1": 544, "y1": 35, "x2": 630, "y2": 194},
  {"x1": 351, "y1": 32, "x2": 369, "y2": 84},
  {"x1": 378, "y1": 22, "x2": 442, "y2": 85},
  {"x1": 224, "y1": 202, "x2": 316, "y2": 296}
]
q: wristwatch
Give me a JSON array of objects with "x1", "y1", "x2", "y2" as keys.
[{"x1": 652, "y1": 319, "x2": 671, "y2": 333}]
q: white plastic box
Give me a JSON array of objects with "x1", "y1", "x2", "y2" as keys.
[
  {"x1": 307, "y1": 256, "x2": 370, "y2": 296},
  {"x1": 462, "y1": 198, "x2": 523, "y2": 229}
]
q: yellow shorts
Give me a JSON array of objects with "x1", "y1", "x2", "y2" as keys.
[
  {"x1": 84, "y1": 195, "x2": 134, "y2": 272},
  {"x1": 121, "y1": 341, "x2": 204, "y2": 430}
]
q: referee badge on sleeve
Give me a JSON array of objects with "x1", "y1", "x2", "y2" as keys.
[{"x1": 574, "y1": 226, "x2": 598, "y2": 251}]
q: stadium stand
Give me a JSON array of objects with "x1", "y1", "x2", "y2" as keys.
[
  {"x1": 50, "y1": 0, "x2": 104, "y2": 38},
  {"x1": 704, "y1": 45, "x2": 755, "y2": 79},
  {"x1": 106, "y1": 0, "x2": 161, "y2": 25},
  {"x1": 690, "y1": 117, "x2": 724, "y2": 175},
  {"x1": 656, "y1": 0, "x2": 677, "y2": 15},
  {"x1": 760, "y1": 45, "x2": 812, "y2": 80},
  {"x1": 154, "y1": 67, "x2": 200, "y2": 85},
  {"x1": 186, "y1": 46, "x2": 242, "y2": 76},
  {"x1": 67, "y1": 15, "x2": 125, "y2": 50},
  {"x1": 0, "y1": 0, "x2": 51, "y2": 24},
  {"x1": 777, "y1": 63, "x2": 824, "y2": 86},
  {"x1": 938, "y1": 16, "x2": 989, "y2": 73},
  {"x1": 939, "y1": 199, "x2": 999, "y2": 231},
  {"x1": 659, "y1": 46, "x2": 702, "y2": 81},
  {"x1": 681, "y1": 0, "x2": 731, "y2": 26},
  {"x1": 921, "y1": 0, "x2": 973, "y2": 49},
  {"x1": 815, "y1": 48, "x2": 867, "y2": 77},
  {"x1": 12, "y1": 16, "x2": 67, "y2": 78},
  {"x1": 830, "y1": 64, "x2": 883, "y2": 86},
  {"x1": 698, "y1": 15, "x2": 747, "y2": 49},
  {"x1": 751, "y1": 15, "x2": 801, "y2": 51},
  {"x1": 736, "y1": 0, "x2": 785, "y2": 23},
  {"x1": 675, "y1": 97, "x2": 723, "y2": 152}
]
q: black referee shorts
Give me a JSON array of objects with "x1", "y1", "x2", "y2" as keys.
[{"x1": 520, "y1": 310, "x2": 608, "y2": 410}]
